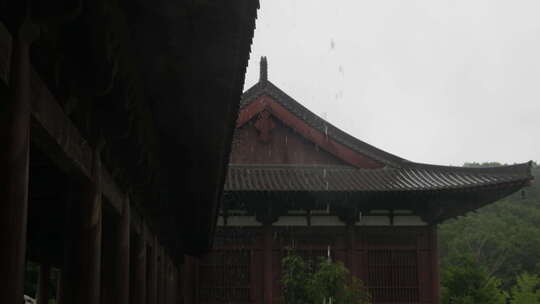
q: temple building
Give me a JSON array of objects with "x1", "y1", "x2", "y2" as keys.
[{"x1": 194, "y1": 57, "x2": 534, "y2": 304}]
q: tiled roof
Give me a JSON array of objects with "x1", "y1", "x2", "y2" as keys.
[
  {"x1": 240, "y1": 80, "x2": 408, "y2": 166},
  {"x1": 225, "y1": 163, "x2": 533, "y2": 192}
]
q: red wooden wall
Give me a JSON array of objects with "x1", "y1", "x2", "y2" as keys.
[
  {"x1": 230, "y1": 116, "x2": 349, "y2": 166},
  {"x1": 197, "y1": 226, "x2": 439, "y2": 304}
]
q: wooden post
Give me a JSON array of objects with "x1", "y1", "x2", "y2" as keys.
[
  {"x1": 103, "y1": 197, "x2": 131, "y2": 304},
  {"x1": 119, "y1": 199, "x2": 131, "y2": 304},
  {"x1": 179, "y1": 262, "x2": 185, "y2": 304},
  {"x1": 183, "y1": 256, "x2": 194, "y2": 304},
  {"x1": 148, "y1": 237, "x2": 158, "y2": 304},
  {"x1": 60, "y1": 147, "x2": 103, "y2": 304},
  {"x1": 157, "y1": 246, "x2": 163, "y2": 304},
  {"x1": 131, "y1": 229, "x2": 147, "y2": 304},
  {"x1": 431, "y1": 225, "x2": 440, "y2": 304},
  {"x1": 0, "y1": 15, "x2": 37, "y2": 304},
  {"x1": 166, "y1": 256, "x2": 171, "y2": 304},
  {"x1": 37, "y1": 263, "x2": 51, "y2": 304},
  {"x1": 165, "y1": 256, "x2": 171, "y2": 304},
  {"x1": 347, "y1": 225, "x2": 357, "y2": 278},
  {"x1": 263, "y1": 224, "x2": 273, "y2": 304},
  {"x1": 56, "y1": 270, "x2": 63, "y2": 304},
  {"x1": 75, "y1": 148, "x2": 103, "y2": 304}
]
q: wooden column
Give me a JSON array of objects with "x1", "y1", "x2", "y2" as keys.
[
  {"x1": 75, "y1": 149, "x2": 103, "y2": 304},
  {"x1": 166, "y1": 257, "x2": 172, "y2": 304},
  {"x1": 103, "y1": 198, "x2": 131, "y2": 304},
  {"x1": 131, "y1": 229, "x2": 147, "y2": 304},
  {"x1": 0, "y1": 15, "x2": 37, "y2": 304},
  {"x1": 165, "y1": 257, "x2": 171, "y2": 304},
  {"x1": 148, "y1": 237, "x2": 158, "y2": 304},
  {"x1": 119, "y1": 200, "x2": 131, "y2": 304},
  {"x1": 431, "y1": 225, "x2": 440, "y2": 304},
  {"x1": 183, "y1": 256, "x2": 195, "y2": 304},
  {"x1": 157, "y1": 246, "x2": 163, "y2": 304},
  {"x1": 37, "y1": 263, "x2": 51, "y2": 304},
  {"x1": 60, "y1": 148, "x2": 103, "y2": 304},
  {"x1": 346, "y1": 225, "x2": 357, "y2": 278},
  {"x1": 263, "y1": 224, "x2": 273, "y2": 304},
  {"x1": 179, "y1": 262, "x2": 185, "y2": 304},
  {"x1": 56, "y1": 271, "x2": 63, "y2": 304}
]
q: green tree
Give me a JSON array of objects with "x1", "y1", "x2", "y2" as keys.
[
  {"x1": 441, "y1": 254, "x2": 506, "y2": 304},
  {"x1": 282, "y1": 253, "x2": 312, "y2": 304},
  {"x1": 509, "y1": 273, "x2": 540, "y2": 304},
  {"x1": 309, "y1": 259, "x2": 371, "y2": 304},
  {"x1": 440, "y1": 162, "x2": 540, "y2": 289},
  {"x1": 281, "y1": 252, "x2": 371, "y2": 304}
]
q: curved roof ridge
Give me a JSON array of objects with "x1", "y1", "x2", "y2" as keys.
[
  {"x1": 240, "y1": 80, "x2": 409, "y2": 167},
  {"x1": 239, "y1": 81, "x2": 533, "y2": 180},
  {"x1": 228, "y1": 163, "x2": 396, "y2": 172},
  {"x1": 225, "y1": 163, "x2": 532, "y2": 192},
  {"x1": 228, "y1": 162, "x2": 533, "y2": 178},
  {"x1": 402, "y1": 161, "x2": 533, "y2": 177}
]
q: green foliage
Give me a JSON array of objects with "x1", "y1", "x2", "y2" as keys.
[
  {"x1": 282, "y1": 254, "x2": 312, "y2": 304},
  {"x1": 440, "y1": 162, "x2": 540, "y2": 292},
  {"x1": 509, "y1": 273, "x2": 540, "y2": 304},
  {"x1": 441, "y1": 254, "x2": 506, "y2": 304},
  {"x1": 25, "y1": 262, "x2": 39, "y2": 297},
  {"x1": 309, "y1": 259, "x2": 371, "y2": 304},
  {"x1": 281, "y1": 252, "x2": 371, "y2": 304}
]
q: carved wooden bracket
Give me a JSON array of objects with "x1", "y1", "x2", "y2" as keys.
[{"x1": 254, "y1": 110, "x2": 275, "y2": 143}]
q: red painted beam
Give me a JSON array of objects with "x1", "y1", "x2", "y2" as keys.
[{"x1": 237, "y1": 96, "x2": 384, "y2": 169}]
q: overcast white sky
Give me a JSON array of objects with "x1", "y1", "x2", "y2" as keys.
[{"x1": 243, "y1": 0, "x2": 540, "y2": 166}]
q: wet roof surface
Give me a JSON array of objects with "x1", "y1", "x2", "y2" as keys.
[{"x1": 225, "y1": 163, "x2": 533, "y2": 192}]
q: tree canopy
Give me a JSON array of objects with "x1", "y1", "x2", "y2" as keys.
[
  {"x1": 440, "y1": 162, "x2": 540, "y2": 303},
  {"x1": 281, "y1": 251, "x2": 371, "y2": 304}
]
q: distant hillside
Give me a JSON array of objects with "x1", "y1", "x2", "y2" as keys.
[{"x1": 439, "y1": 162, "x2": 540, "y2": 291}]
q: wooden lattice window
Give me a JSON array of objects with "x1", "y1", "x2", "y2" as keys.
[
  {"x1": 367, "y1": 249, "x2": 419, "y2": 303},
  {"x1": 199, "y1": 249, "x2": 251, "y2": 303}
]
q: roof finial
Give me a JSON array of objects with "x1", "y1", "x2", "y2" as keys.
[{"x1": 260, "y1": 56, "x2": 268, "y2": 82}]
